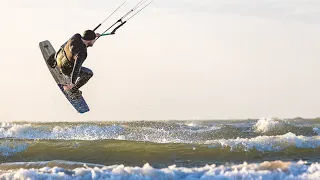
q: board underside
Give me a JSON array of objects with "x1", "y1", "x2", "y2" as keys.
[{"x1": 39, "y1": 40, "x2": 90, "y2": 114}]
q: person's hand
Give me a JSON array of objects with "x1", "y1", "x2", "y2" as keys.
[
  {"x1": 95, "y1": 33, "x2": 101, "y2": 38},
  {"x1": 63, "y1": 84, "x2": 74, "y2": 91}
]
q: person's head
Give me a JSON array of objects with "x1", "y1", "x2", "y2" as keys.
[{"x1": 82, "y1": 30, "x2": 97, "y2": 47}]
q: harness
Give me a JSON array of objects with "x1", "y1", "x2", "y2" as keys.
[
  {"x1": 55, "y1": 41, "x2": 74, "y2": 76},
  {"x1": 55, "y1": 41, "x2": 68, "y2": 60}
]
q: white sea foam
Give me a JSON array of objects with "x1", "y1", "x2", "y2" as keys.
[
  {"x1": 51, "y1": 124, "x2": 124, "y2": 140},
  {"x1": 0, "y1": 122, "x2": 219, "y2": 143},
  {"x1": 0, "y1": 160, "x2": 319, "y2": 180},
  {"x1": 181, "y1": 122, "x2": 220, "y2": 132},
  {"x1": 313, "y1": 127, "x2": 320, "y2": 135},
  {"x1": 206, "y1": 132, "x2": 320, "y2": 152},
  {"x1": 254, "y1": 117, "x2": 286, "y2": 133},
  {"x1": 0, "y1": 123, "x2": 125, "y2": 140}
]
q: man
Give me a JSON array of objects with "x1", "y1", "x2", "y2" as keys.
[{"x1": 55, "y1": 30, "x2": 100, "y2": 99}]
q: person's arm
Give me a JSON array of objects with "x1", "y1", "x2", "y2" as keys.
[{"x1": 70, "y1": 53, "x2": 85, "y2": 84}]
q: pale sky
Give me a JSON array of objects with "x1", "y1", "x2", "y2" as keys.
[{"x1": 1, "y1": 0, "x2": 320, "y2": 121}]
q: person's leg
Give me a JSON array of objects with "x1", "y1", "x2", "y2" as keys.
[
  {"x1": 71, "y1": 67, "x2": 94, "y2": 91},
  {"x1": 47, "y1": 53, "x2": 57, "y2": 68},
  {"x1": 64, "y1": 67, "x2": 93, "y2": 99}
]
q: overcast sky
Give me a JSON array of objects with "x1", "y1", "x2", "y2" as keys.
[{"x1": 1, "y1": 0, "x2": 320, "y2": 122}]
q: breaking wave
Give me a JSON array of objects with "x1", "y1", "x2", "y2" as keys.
[
  {"x1": 0, "y1": 160, "x2": 320, "y2": 180},
  {"x1": 0, "y1": 117, "x2": 319, "y2": 143}
]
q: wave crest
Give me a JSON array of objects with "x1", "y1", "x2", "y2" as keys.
[{"x1": 1, "y1": 160, "x2": 319, "y2": 180}]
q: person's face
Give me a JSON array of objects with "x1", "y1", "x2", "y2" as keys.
[{"x1": 87, "y1": 39, "x2": 96, "y2": 47}]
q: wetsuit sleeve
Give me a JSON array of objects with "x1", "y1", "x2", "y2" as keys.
[
  {"x1": 67, "y1": 33, "x2": 87, "y2": 84},
  {"x1": 70, "y1": 53, "x2": 85, "y2": 84}
]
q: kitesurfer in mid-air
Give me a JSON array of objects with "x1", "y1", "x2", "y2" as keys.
[
  {"x1": 54, "y1": 30, "x2": 100, "y2": 99},
  {"x1": 48, "y1": 0, "x2": 154, "y2": 100}
]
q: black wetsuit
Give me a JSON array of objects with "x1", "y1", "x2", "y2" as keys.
[{"x1": 55, "y1": 34, "x2": 93, "y2": 91}]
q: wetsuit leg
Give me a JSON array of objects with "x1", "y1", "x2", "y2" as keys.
[{"x1": 71, "y1": 67, "x2": 93, "y2": 90}]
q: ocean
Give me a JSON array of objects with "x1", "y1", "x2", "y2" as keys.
[{"x1": 0, "y1": 117, "x2": 320, "y2": 179}]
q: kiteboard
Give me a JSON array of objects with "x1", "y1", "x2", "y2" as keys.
[{"x1": 39, "y1": 40, "x2": 90, "y2": 114}]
